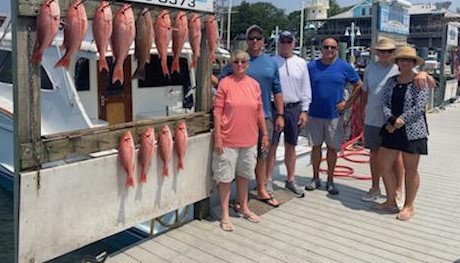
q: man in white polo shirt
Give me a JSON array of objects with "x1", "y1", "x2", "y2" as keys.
[{"x1": 266, "y1": 30, "x2": 312, "y2": 197}]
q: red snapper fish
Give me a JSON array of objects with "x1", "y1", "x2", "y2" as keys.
[
  {"x1": 54, "y1": 0, "x2": 87, "y2": 69},
  {"x1": 132, "y1": 8, "x2": 154, "y2": 80},
  {"x1": 31, "y1": 0, "x2": 61, "y2": 65},
  {"x1": 154, "y1": 10, "x2": 171, "y2": 78},
  {"x1": 174, "y1": 120, "x2": 188, "y2": 170},
  {"x1": 112, "y1": 4, "x2": 135, "y2": 85},
  {"x1": 118, "y1": 131, "x2": 135, "y2": 187},
  {"x1": 205, "y1": 15, "x2": 217, "y2": 63},
  {"x1": 92, "y1": 1, "x2": 112, "y2": 73},
  {"x1": 159, "y1": 125, "x2": 172, "y2": 176},
  {"x1": 188, "y1": 13, "x2": 201, "y2": 68},
  {"x1": 138, "y1": 127, "x2": 155, "y2": 183},
  {"x1": 171, "y1": 11, "x2": 188, "y2": 74}
]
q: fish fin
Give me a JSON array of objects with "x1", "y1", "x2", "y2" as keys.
[
  {"x1": 162, "y1": 165, "x2": 169, "y2": 177},
  {"x1": 132, "y1": 66, "x2": 145, "y2": 80},
  {"x1": 126, "y1": 175, "x2": 134, "y2": 187},
  {"x1": 191, "y1": 55, "x2": 198, "y2": 68},
  {"x1": 31, "y1": 51, "x2": 43, "y2": 65},
  {"x1": 54, "y1": 54, "x2": 71, "y2": 69},
  {"x1": 209, "y1": 53, "x2": 215, "y2": 64},
  {"x1": 98, "y1": 58, "x2": 109, "y2": 73},
  {"x1": 171, "y1": 58, "x2": 180, "y2": 74},
  {"x1": 112, "y1": 65, "x2": 124, "y2": 85}
]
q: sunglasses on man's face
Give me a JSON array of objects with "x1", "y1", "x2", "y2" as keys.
[
  {"x1": 322, "y1": 45, "x2": 337, "y2": 50},
  {"x1": 378, "y1": 49, "x2": 395, "y2": 54},
  {"x1": 248, "y1": 36, "x2": 263, "y2": 41},
  {"x1": 280, "y1": 40, "x2": 293, "y2": 44}
]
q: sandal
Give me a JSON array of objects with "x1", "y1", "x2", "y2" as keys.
[
  {"x1": 220, "y1": 219, "x2": 234, "y2": 231},
  {"x1": 371, "y1": 203, "x2": 400, "y2": 214},
  {"x1": 257, "y1": 196, "x2": 280, "y2": 207},
  {"x1": 396, "y1": 208, "x2": 415, "y2": 221},
  {"x1": 240, "y1": 211, "x2": 260, "y2": 223}
]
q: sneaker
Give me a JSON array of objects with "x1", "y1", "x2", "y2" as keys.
[
  {"x1": 305, "y1": 178, "x2": 322, "y2": 191},
  {"x1": 361, "y1": 188, "x2": 381, "y2": 202},
  {"x1": 326, "y1": 181, "x2": 339, "y2": 195},
  {"x1": 265, "y1": 178, "x2": 274, "y2": 196},
  {"x1": 285, "y1": 180, "x2": 305, "y2": 198}
]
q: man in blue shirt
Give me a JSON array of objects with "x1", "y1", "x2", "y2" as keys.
[
  {"x1": 218, "y1": 25, "x2": 284, "y2": 207},
  {"x1": 305, "y1": 38, "x2": 363, "y2": 195}
]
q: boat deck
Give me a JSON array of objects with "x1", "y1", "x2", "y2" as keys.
[{"x1": 107, "y1": 101, "x2": 460, "y2": 263}]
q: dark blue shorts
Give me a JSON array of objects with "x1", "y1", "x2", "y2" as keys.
[{"x1": 272, "y1": 102, "x2": 302, "y2": 146}]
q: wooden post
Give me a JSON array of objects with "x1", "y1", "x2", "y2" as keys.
[
  {"x1": 13, "y1": 1, "x2": 43, "y2": 261},
  {"x1": 195, "y1": 18, "x2": 213, "y2": 113}
]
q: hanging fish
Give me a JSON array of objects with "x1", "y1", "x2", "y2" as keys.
[
  {"x1": 111, "y1": 4, "x2": 135, "y2": 85},
  {"x1": 132, "y1": 8, "x2": 154, "y2": 80},
  {"x1": 138, "y1": 127, "x2": 155, "y2": 183},
  {"x1": 31, "y1": 0, "x2": 61, "y2": 65},
  {"x1": 205, "y1": 15, "x2": 217, "y2": 63},
  {"x1": 92, "y1": 1, "x2": 112, "y2": 73},
  {"x1": 118, "y1": 131, "x2": 135, "y2": 188},
  {"x1": 188, "y1": 13, "x2": 201, "y2": 68},
  {"x1": 154, "y1": 9, "x2": 171, "y2": 78},
  {"x1": 54, "y1": 0, "x2": 87, "y2": 69},
  {"x1": 159, "y1": 125, "x2": 172, "y2": 176},
  {"x1": 174, "y1": 120, "x2": 188, "y2": 170},
  {"x1": 171, "y1": 11, "x2": 188, "y2": 74}
]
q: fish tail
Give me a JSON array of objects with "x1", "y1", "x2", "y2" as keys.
[
  {"x1": 191, "y1": 55, "x2": 197, "y2": 68},
  {"x1": 161, "y1": 59, "x2": 170, "y2": 78},
  {"x1": 162, "y1": 165, "x2": 169, "y2": 177},
  {"x1": 177, "y1": 158, "x2": 184, "y2": 170},
  {"x1": 31, "y1": 51, "x2": 43, "y2": 65},
  {"x1": 171, "y1": 58, "x2": 180, "y2": 74},
  {"x1": 54, "y1": 53, "x2": 71, "y2": 69},
  {"x1": 209, "y1": 53, "x2": 215, "y2": 64},
  {"x1": 126, "y1": 175, "x2": 134, "y2": 187},
  {"x1": 139, "y1": 172, "x2": 147, "y2": 183},
  {"x1": 132, "y1": 66, "x2": 145, "y2": 80},
  {"x1": 112, "y1": 65, "x2": 124, "y2": 85},
  {"x1": 98, "y1": 58, "x2": 109, "y2": 73}
]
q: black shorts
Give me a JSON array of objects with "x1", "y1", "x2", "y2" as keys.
[{"x1": 381, "y1": 127, "x2": 428, "y2": 155}]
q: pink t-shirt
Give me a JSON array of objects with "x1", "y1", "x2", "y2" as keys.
[{"x1": 214, "y1": 75, "x2": 264, "y2": 148}]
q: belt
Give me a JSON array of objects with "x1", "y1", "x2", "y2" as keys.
[{"x1": 284, "y1": 101, "x2": 301, "y2": 108}]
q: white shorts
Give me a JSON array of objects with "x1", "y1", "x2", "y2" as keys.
[{"x1": 212, "y1": 146, "x2": 257, "y2": 184}]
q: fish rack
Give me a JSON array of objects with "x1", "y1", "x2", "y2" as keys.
[{"x1": 12, "y1": 0, "x2": 217, "y2": 262}]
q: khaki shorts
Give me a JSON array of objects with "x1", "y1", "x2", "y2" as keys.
[
  {"x1": 307, "y1": 116, "x2": 344, "y2": 151},
  {"x1": 212, "y1": 146, "x2": 257, "y2": 184}
]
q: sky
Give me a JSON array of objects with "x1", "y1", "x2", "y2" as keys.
[{"x1": 229, "y1": 0, "x2": 460, "y2": 14}]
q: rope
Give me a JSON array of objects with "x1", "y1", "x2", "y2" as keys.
[{"x1": 318, "y1": 94, "x2": 371, "y2": 180}]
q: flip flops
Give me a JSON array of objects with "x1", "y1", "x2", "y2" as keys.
[
  {"x1": 220, "y1": 219, "x2": 234, "y2": 232},
  {"x1": 371, "y1": 203, "x2": 400, "y2": 214},
  {"x1": 396, "y1": 208, "x2": 415, "y2": 221},
  {"x1": 240, "y1": 211, "x2": 260, "y2": 223},
  {"x1": 257, "y1": 196, "x2": 280, "y2": 207}
]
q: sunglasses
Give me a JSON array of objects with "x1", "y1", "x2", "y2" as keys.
[
  {"x1": 322, "y1": 45, "x2": 337, "y2": 50},
  {"x1": 378, "y1": 49, "x2": 395, "y2": 54},
  {"x1": 280, "y1": 40, "x2": 293, "y2": 44},
  {"x1": 233, "y1": 60, "x2": 248, "y2": 65},
  {"x1": 248, "y1": 36, "x2": 263, "y2": 41}
]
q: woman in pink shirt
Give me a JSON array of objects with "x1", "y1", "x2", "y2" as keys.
[{"x1": 213, "y1": 50, "x2": 269, "y2": 231}]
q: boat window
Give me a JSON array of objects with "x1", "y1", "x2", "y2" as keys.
[
  {"x1": 0, "y1": 50, "x2": 12, "y2": 84},
  {"x1": 138, "y1": 55, "x2": 190, "y2": 88},
  {"x1": 74, "y1": 57, "x2": 90, "y2": 91},
  {"x1": 0, "y1": 50, "x2": 52, "y2": 89}
]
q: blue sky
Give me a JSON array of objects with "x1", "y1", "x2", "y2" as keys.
[{"x1": 229, "y1": 0, "x2": 460, "y2": 13}]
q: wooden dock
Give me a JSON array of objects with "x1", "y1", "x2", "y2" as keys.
[{"x1": 106, "y1": 102, "x2": 460, "y2": 263}]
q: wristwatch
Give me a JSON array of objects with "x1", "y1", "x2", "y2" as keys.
[{"x1": 276, "y1": 113, "x2": 284, "y2": 117}]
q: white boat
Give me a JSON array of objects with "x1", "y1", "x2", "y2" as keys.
[{"x1": 0, "y1": 14, "x2": 230, "y2": 179}]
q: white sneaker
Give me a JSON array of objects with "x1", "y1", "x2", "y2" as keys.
[{"x1": 361, "y1": 188, "x2": 381, "y2": 202}]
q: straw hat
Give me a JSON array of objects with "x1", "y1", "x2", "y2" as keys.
[
  {"x1": 373, "y1": 37, "x2": 396, "y2": 51},
  {"x1": 390, "y1": 46, "x2": 424, "y2": 66}
]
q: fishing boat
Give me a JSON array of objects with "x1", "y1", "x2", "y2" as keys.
[{"x1": 0, "y1": 4, "x2": 228, "y2": 261}]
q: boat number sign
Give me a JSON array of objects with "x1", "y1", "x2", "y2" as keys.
[{"x1": 126, "y1": 0, "x2": 214, "y2": 12}]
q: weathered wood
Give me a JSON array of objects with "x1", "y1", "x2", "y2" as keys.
[
  {"x1": 17, "y1": 0, "x2": 213, "y2": 19},
  {"x1": 195, "y1": 20, "x2": 213, "y2": 113},
  {"x1": 19, "y1": 113, "x2": 211, "y2": 170},
  {"x1": 18, "y1": 133, "x2": 213, "y2": 263}
]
